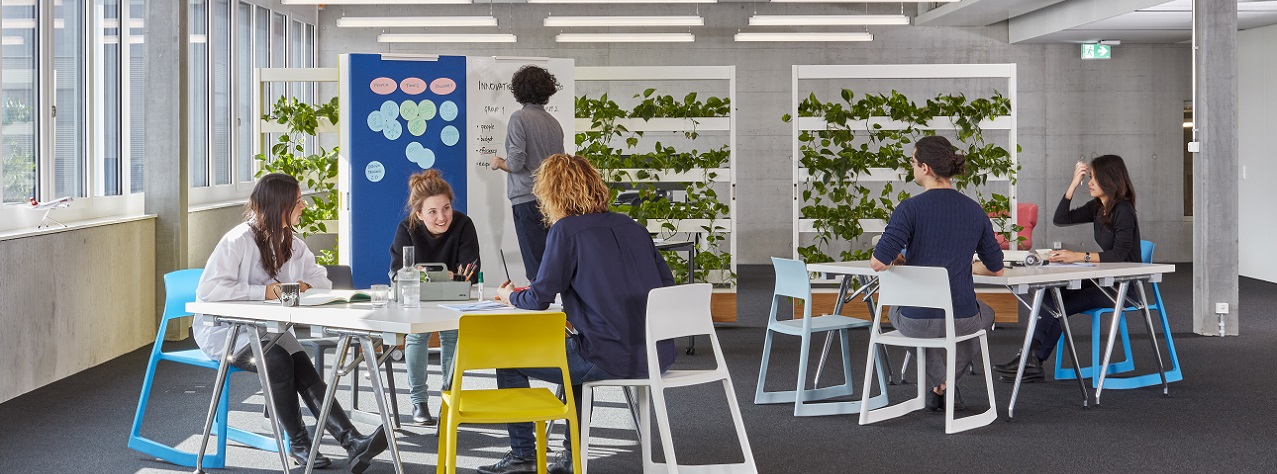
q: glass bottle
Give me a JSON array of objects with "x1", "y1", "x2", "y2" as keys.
[{"x1": 397, "y1": 246, "x2": 421, "y2": 308}]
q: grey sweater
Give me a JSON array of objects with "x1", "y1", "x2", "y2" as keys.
[{"x1": 504, "y1": 104, "x2": 565, "y2": 205}]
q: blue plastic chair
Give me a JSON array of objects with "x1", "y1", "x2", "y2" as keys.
[
  {"x1": 128, "y1": 268, "x2": 279, "y2": 468},
  {"x1": 1053, "y1": 241, "x2": 1182, "y2": 388},
  {"x1": 754, "y1": 257, "x2": 888, "y2": 417}
]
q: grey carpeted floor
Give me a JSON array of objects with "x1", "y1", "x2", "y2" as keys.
[{"x1": 2, "y1": 263, "x2": 1274, "y2": 473}]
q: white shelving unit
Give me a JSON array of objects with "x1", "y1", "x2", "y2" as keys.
[
  {"x1": 576, "y1": 66, "x2": 737, "y2": 287},
  {"x1": 791, "y1": 64, "x2": 1018, "y2": 260}
]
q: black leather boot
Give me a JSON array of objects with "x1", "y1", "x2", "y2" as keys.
[
  {"x1": 302, "y1": 384, "x2": 388, "y2": 474},
  {"x1": 271, "y1": 380, "x2": 332, "y2": 469}
]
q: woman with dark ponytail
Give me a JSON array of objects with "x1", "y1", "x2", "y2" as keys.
[
  {"x1": 992, "y1": 154, "x2": 1141, "y2": 383},
  {"x1": 869, "y1": 135, "x2": 1005, "y2": 411},
  {"x1": 194, "y1": 173, "x2": 388, "y2": 472},
  {"x1": 388, "y1": 168, "x2": 479, "y2": 426}
]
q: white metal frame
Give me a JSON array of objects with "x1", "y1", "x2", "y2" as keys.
[
  {"x1": 575, "y1": 65, "x2": 738, "y2": 287},
  {"x1": 791, "y1": 63, "x2": 1018, "y2": 260}
]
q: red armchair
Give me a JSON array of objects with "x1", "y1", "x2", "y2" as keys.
[{"x1": 991, "y1": 202, "x2": 1038, "y2": 250}]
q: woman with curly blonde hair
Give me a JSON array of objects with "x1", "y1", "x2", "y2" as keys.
[{"x1": 484, "y1": 154, "x2": 675, "y2": 474}]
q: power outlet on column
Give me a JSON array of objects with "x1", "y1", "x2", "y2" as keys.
[{"x1": 1215, "y1": 302, "x2": 1229, "y2": 314}]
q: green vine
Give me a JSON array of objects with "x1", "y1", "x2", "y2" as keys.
[
  {"x1": 784, "y1": 90, "x2": 1022, "y2": 263},
  {"x1": 255, "y1": 95, "x2": 340, "y2": 265},
  {"x1": 576, "y1": 90, "x2": 734, "y2": 286}
]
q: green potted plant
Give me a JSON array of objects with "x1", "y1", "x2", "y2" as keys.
[{"x1": 255, "y1": 95, "x2": 340, "y2": 265}]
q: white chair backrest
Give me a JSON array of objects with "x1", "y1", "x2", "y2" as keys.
[
  {"x1": 876, "y1": 266, "x2": 954, "y2": 319},
  {"x1": 646, "y1": 283, "x2": 714, "y2": 344}
]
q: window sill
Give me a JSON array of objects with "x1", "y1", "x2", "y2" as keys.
[{"x1": 0, "y1": 214, "x2": 156, "y2": 242}]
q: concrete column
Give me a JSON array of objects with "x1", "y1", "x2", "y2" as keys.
[
  {"x1": 1192, "y1": 0, "x2": 1239, "y2": 336},
  {"x1": 145, "y1": 0, "x2": 189, "y2": 330}
]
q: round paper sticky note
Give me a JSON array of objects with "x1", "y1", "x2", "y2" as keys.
[
  {"x1": 380, "y1": 100, "x2": 400, "y2": 121},
  {"x1": 405, "y1": 142, "x2": 435, "y2": 169},
  {"x1": 440, "y1": 125, "x2": 459, "y2": 147},
  {"x1": 440, "y1": 101, "x2": 458, "y2": 122},
  {"x1": 418, "y1": 100, "x2": 437, "y2": 121},
  {"x1": 366, "y1": 111, "x2": 385, "y2": 132},
  {"x1": 400, "y1": 100, "x2": 420, "y2": 121},
  {"x1": 383, "y1": 120, "x2": 403, "y2": 140},
  {"x1": 408, "y1": 119, "x2": 427, "y2": 137},
  {"x1": 365, "y1": 161, "x2": 386, "y2": 182}
]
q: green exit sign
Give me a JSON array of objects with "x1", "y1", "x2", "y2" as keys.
[{"x1": 1081, "y1": 43, "x2": 1112, "y2": 60}]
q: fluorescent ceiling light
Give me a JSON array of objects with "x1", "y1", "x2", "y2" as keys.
[
  {"x1": 378, "y1": 33, "x2": 517, "y2": 43},
  {"x1": 338, "y1": 16, "x2": 498, "y2": 28},
  {"x1": 283, "y1": 0, "x2": 471, "y2": 5},
  {"x1": 771, "y1": 0, "x2": 955, "y2": 3},
  {"x1": 556, "y1": 32, "x2": 695, "y2": 42},
  {"x1": 734, "y1": 32, "x2": 872, "y2": 42},
  {"x1": 544, "y1": 15, "x2": 704, "y2": 27},
  {"x1": 532, "y1": 0, "x2": 713, "y2": 4},
  {"x1": 749, "y1": 14, "x2": 908, "y2": 26}
]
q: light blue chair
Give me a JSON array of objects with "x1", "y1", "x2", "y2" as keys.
[
  {"x1": 1053, "y1": 240, "x2": 1182, "y2": 388},
  {"x1": 128, "y1": 268, "x2": 278, "y2": 468},
  {"x1": 755, "y1": 257, "x2": 888, "y2": 417}
]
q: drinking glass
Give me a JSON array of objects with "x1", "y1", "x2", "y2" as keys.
[
  {"x1": 279, "y1": 283, "x2": 301, "y2": 307},
  {"x1": 370, "y1": 284, "x2": 390, "y2": 308}
]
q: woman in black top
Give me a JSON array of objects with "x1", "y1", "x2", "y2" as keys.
[
  {"x1": 388, "y1": 169, "x2": 479, "y2": 426},
  {"x1": 993, "y1": 155, "x2": 1141, "y2": 382}
]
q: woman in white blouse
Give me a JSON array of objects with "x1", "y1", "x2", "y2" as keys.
[{"x1": 193, "y1": 173, "x2": 386, "y2": 473}]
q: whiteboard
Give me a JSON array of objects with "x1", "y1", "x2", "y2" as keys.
[{"x1": 465, "y1": 57, "x2": 575, "y2": 288}]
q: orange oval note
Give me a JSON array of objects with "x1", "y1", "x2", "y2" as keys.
[
  {"x1": 429, "y1": 78, "x2": 457, "y2": 96},
  {"x1": 400, "y1": 77, "x2": 428, "y2": 95},
  {"x1": 369, "y1": 77, "x2": 398, "y2": 95}
]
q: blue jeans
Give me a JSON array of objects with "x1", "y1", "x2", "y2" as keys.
[
  {"x1": 497, "y1": 336, "x2": 618, "y2": 459},
  {"x1": 511, "y1": 201, "x2": 549, "y2": 281},
  {"x1": 405, "y1": 330, "x2": 458, "y2": 405}
]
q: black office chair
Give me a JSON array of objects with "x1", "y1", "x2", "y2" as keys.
[{"x1": 298, "y1": 265, "x2": 401, "y2": 427}]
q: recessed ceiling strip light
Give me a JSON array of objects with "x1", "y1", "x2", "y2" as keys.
[
  {"x1": 532, "y1": 0, "x2": 713, "y2": 4},
  {"x1": 338, "y1": 16, "x2": 498, "y2": 28},
  {"x1": 378, "y1": 33, "x2": 517, "y2": 43},
  {"x1": 556, "y1": 33, "x2": 695, "y2": 42},
  {"x1": 284, "y1": 0, "x2": 471, "y2": 5},
  {"x1": 544, "y1": 15, "x2": 704, "y2": 27},
  {"x1": 734, "y1": 32, "x2": 873, "y2": 42},
  {"x1": 748, "y1": 14, "x2": 909, "y2": 26}
]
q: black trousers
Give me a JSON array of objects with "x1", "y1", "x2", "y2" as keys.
[
  {"x1": 1031, "y1": 281, "x2": 1143, "y2": 361},
  {"x1": 511, "y1": 200, "x2": 549, "y2": 281}
]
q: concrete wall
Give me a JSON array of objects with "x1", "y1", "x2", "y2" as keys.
[
  {"x1": 189, "y1": 205, "x2": 246, "y2": 267},
  {"x1": 315, "y1": 4, "x2": 1193, "y2": 263},
  {"x1": 0, "y1": 219, "x2": 156, "y2": 403},
  {"x1": 1238, "y1": 24, "x2": 1277, "y2": 283}
]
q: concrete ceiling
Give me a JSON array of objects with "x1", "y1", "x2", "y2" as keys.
[{"x1": 915, "y1": 0, "x2": 1277, "y2": 44}]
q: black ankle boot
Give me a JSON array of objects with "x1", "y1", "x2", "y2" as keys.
[
  {"x1": 271, "y1": 381, "x2": 332, "y2": 469},
  {"x1": 302, "y1": 384, "x2": 388, "y2": 474}
]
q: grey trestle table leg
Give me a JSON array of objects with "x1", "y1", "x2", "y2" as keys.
[
  {"x1": 1007, "y1": 283, "x2": 1090, "y2": 419},
  {"x1": 304, "y1": 329, "x2": 406, "y2": 474},
  {"x1": 1093, "y1": 278, "x2": 1170, "y2": 405},
  {"x1": 812, "y1": 276, "x2": 895, "y2": 388},
  {"x1": 194, "y1": 318, "x2": 292, "y2": 474}
]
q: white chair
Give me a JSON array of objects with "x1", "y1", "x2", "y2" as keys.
[
  {"x1": 580, "y1": 284, "x2": 758, "y2": 474},
  {"x1": 859, "y1": 266, "x2": 997, "y2": 434},
  {"x1": 755, "y1": 257, "x2": 888, "y2": 417}
]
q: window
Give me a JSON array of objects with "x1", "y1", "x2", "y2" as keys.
[
  {"x1": 54, "y1": 0, "x2": 88, "y2": 198},
  {"x1": 129, "y1": 0, "x2": 145, "y2": 193},
  {"x1": 1, "y1": 0, "x2": 38, "y2": 204},
  {"x1": 189, "y1": 0, "x2": 208, "y2": 187},
  {"x1": 99, "y1": 0, "x2": 123, "y2": 196},
  {"x1": 211, "y1": 0, "x2": 230, "y2": 186},
  {"x1": 236, "y1": 1, "x2": 253, "y2": 183}
]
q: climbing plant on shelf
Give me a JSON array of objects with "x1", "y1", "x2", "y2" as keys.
[
  {"x1": 576, "y1": 89, "x2": 734, "y2": 286},
  {"x1": 784, "y1": 89, "x2": 1020, "y2": 263},
  {"x1": 255, "y1": 95, "x2": 341, "y2": 265}
]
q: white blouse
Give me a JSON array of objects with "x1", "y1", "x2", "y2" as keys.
[{"x1": 193, "y1": 222, "x2": 331, "y2": 361}]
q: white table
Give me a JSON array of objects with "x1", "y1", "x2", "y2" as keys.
[
  {"x1": 186, "y1": 299, "x2": 558, "y2": 474},
  {"x1": 808, "y1": 261, "x2": 1176, "y2": 418}
]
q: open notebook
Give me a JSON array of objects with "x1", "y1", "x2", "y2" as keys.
[{"x1": 298, "y1": 289, "x2": 372, "y2": 306}]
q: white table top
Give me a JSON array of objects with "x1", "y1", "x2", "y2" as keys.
[
  {"x1": 187, "y1": 299, "x2": 561, "y2": 335},
  {"x1": 808, "y1": 260, "x2": 1176, "y2": 287}
]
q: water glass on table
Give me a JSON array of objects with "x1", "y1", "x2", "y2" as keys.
[
  {"x1": 370, "y1": 284, "x2": 390, "y2": 308},
  {"x1": 279, "y1": 283, "x2": 301, "y2": 307}
]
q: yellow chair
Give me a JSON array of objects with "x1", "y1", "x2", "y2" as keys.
[{"x1": 436, "y1": 312, "x2": 582, "y2": 474}]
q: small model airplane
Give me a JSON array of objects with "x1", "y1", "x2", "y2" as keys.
[{"x1": 29, "y1": 196, "x2": 73, "y2": 228}]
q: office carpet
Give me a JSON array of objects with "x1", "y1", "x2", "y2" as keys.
[{"x1": 1, "y1": 263, "x2": 1273, "y2": 473}]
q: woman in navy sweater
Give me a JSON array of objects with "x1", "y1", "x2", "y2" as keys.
[
  {"x1": 993, "y1": 154, "x2": 1141, "y2": 382},
  {"x1": 870, "y1": 135, "x2": 1005, "y2": 411},
  {"x1": 388, "y1": 169, "x2": 479, "y2": 426},
  {"x1": 487, "y1": 153, "x2": 675, "y2": 474}
]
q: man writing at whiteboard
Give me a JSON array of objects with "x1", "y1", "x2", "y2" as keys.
[{"x1": 489, "y1": 65, "x2": 565, "y2": 281}]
